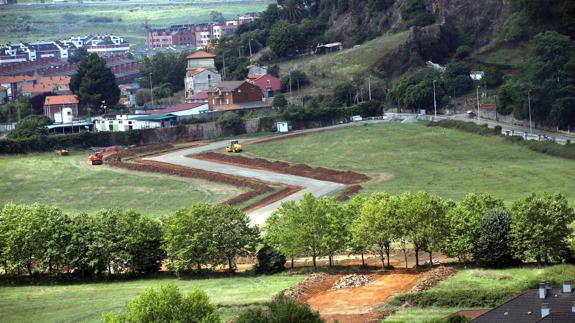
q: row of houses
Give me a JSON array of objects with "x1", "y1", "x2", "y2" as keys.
[
  {"x1": 0, "y1": 35, "x2": 130, "y2": 65},
  {"x1": 146, "y1": 12, "x2": 260, "y2": 50}
]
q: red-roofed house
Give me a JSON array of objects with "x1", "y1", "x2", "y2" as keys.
[
  {"x1": 248, "y1": 74, "x2": 281, "y2": 98},
  {"x1": 0, "y1": 75, "x2": 35, "y2": 100},
  {"x1": 140, "y1": 102, "x2": 209, "y2": 116},
  {"x1": 184, "y1": 51, "x2": 221, "y2": 97},
  {"x1": 185, "y1": 91, "x2": 209, "y2": 103},
  {"x1": 207, "y1": 81, "x2": 263, "y2": 109},
  {"x1": 21, "y1": 76, "x2": 71, "y2": 96},
  {"x1": 44, "y1": 95, "x2": 79, "y2": 121}
]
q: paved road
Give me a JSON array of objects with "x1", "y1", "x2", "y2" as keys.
[{"x1": 145, "y1": 140, "x2": 345, "y2": 225}]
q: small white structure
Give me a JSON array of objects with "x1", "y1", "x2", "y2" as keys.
[
  {"x1": 470, "y1": 71, "x2": 485, "y2": 81},
  {"x1": 94, "y1": 114, "x2": 176, "y2": 132},
  {"x1": 276, "y1": 121, "x2": 289, "y2": 133},
  {"x1": 351, "y1": 115, "x2": 363, "y2": 122},
  {"x1": 138, "y1": 103, "x2": 209, "y2": 117}
]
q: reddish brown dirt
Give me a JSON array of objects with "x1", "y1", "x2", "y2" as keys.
[
  {"x1": 195, "y1": 152, "x2": 370, "y2": 184},
  {"x1": 242, "y1": 185, "x2": 302, "y2": 213},
  {"x1": 337, "y1": 185, "x2": 363, "y2": 201},
  {"x1": 302, "y1": 272, "x2": 426, "y2": 323}
]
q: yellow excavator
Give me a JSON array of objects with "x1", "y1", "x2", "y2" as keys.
[{"x1": 225, "y1": 140, "x2": 242, "y2": 153}]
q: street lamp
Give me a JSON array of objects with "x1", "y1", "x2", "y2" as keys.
[
  {"x1": 149, "y1": 72, "x2": 154, "y2": 109},
  {"x1": 432, "y1": 80, "x2": 437, "y2": 121},
  {"x1": 476, "y1": 85, "x2": 481, "y2": 124},
  {"x1": 528, "y1": 89, "x2": 533, "y2": 134}
]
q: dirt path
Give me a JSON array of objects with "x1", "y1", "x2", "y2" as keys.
[
  {"x1": 305, "y1": 272, "x2": 426, "y2": 323},
  {"x1": 145, "y1": 140, "x2": 346, "y2": 225}
]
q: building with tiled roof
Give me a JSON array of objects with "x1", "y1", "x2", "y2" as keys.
[
  {"x1": 184, "y1": 51, "x2": 221, "y2": 97},
  {"x1": 472, "y1": 281, "x2": 575, "y2": 323},
  {"x1": 248, "y1": 74, "x2": 281, "y2": 98},
  {"x1": 43, "y1": 95, "x2": 79, "y2": 121},
  {"x1": 21, "y1": 76, "x2": 71, "y2": 96},
  {"x1": 207, "y1": 81, "x2": 263, "y2": 109},
  {"x1": 186, "y1": 91, "x2": 209, "y2": 103}
]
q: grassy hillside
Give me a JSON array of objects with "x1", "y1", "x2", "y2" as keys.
[
  {"x1": 247, "y1": 122, "x2": 575, "y2": 203},
  {"x1": 0, "y1": 0, "x2": 268, "y2": 48},
  {"x1": 0, "y1": 274, "x2": 304, "y2": 322},
  {"x1": 0, "y1": 151, "x2": 243, "y2": 216},
  {"x1": 278, "y1": 31, "x2": 409, "y2": 96}
]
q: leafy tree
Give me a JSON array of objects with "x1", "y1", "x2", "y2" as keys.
[
  {"x1": 333, "y1": 82, "x2": 357, "y2": 107},
  {"x1": 321, "y1": 198, "x2": 347, "y2": 267},
  {"x1": 210, "y1": 204, "x2": 259, "y2": 272},
  {"x1": 443, "y1": 193, "x2": 504, "y2": 263},
  {"x1": 217, "y1": 111, "x2": 243, "y2": 132},
  {"x1": 236, "y1": 294, "x2": 323, "y2": 323},
  {"x1": 389, "y1": 68, "x2": 444, "y2": 113},
  {"x1": 352, "y1": 193, "x2": 394, "y2": 268},
  {"x1": 268, "y1": 65, "x2": 280, "y2": 77},
  {"x1": 280, "y1": 70, "x2": 309, "y2": 92},
  {"x1": 210, "y1": 10, "x2": 225, "y2": 23},
  {"x1": 255, "y1": 245, "x2": 286, "y2": 275},
  {"x1": 102, "y1": 284, "x2": 221, "y2": 323},
  {"x1": 401, "y1": 0, "x2": 436, "y2": 27},
  {"x1": 475, "y1": 209, "x2": 517, "y2": 268},
  {"x1": 343, "y1": 196, "x2": 368, "y2": 266},
  {"x1": 442, "y1": 61, "x2": 473, "y2": 97},
  {"x1": 268, "y1": 20, "x2": 303, "y2": 58},
  {"x1": 264, "y1": 202, "x2": 305, "y2": 269},
  {"x1": 7, "y1": 115, "x2": 51, "y2": 139},
  {"x1": 138, "y1": 52, "x2": 189, "y2": 92},
  {"x1": 135, "y1": 89, "x2": 151, "y2": 106},
  {"x1": 65, "y1": 214, "x2": 109, "y2": 277},
  {"x1": 511, "y1": 193, "x2": 574, "y2": 264},
  {"x1": 163, "y1": 204, "x2": 217, "y2": 274},
  {"x1": 272, "y1": 93, "x2": 288, "y2": 109},
  {"x1": 0, "y1": 97, "x2": 32, "y2": 123},
  {"x1": 70, "y1": 53, "x2": 120, "y2": 114}
]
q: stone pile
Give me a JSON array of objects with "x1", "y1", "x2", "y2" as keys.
[
  {"x1": 411, "y1": 266, "x2": 457, "y2": 292},
  {"x1": 332, "y1": 274, "x2": 373, "y2": 289}
]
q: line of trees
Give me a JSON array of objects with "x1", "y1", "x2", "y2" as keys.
[
  {"x1": 1, "y1": 191, "x2": 573, "y2": 278},
  {"x1": 0, "y1": 203, "x2": 257, "y2": 278},
  {"x1": 264, "y1": 192, "x2": 575, "y2": 269}
]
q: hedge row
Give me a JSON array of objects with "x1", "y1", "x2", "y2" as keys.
[
  {"x1": 0, "y1": 130, "x2": 143, "y2": 154},
  {"x1": 391, "y1": 288, "x2": 518, "y2": 308},
  {"x1": 430, "y1": 120, "x2": 575, "y2": 160}
]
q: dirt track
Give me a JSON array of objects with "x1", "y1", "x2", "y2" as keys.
[{"x1": 145, "y1": 140, "x2": 347, "y2": 225}]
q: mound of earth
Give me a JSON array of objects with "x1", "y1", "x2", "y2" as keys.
[
  {"x1": 283, "y1": 273, "x2": 329, "y2": 300},
  {"x1": 411, "y1": 266, "x2": 457, "y2": 292}
]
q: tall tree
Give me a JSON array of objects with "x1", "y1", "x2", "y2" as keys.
[
  {"x1": 268, "y1": 20, "x2": 303, "y2": 58},
  {"x1": 475, "y1": 209, "x2": 517, "y2": 268},
  {"x1": 511, "y1": 193, "x2": 574, "y2": 264},
  {"x1": 70, "y1": 53, "x2": 120, "y2": 115}
]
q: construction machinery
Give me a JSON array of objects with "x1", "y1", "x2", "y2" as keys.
[
  {"x1": 225, "y1": 140, "x2": 242, "y2": 153},
  {"x1": 88, "y1": 146, "x2": 121, "y2": 165},
  {"x1": 55, "y1": 149, "x2": 69, "y2": 156}
]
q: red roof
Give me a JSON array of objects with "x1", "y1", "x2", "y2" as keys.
[
  {"x1": 0, "y1": 75, "x2": 35, "y2": 84},
  {"x1": 186, "y1": 68, "x2": 207, "y2": 77},
  {"x1": 249, "y1": 74, "x2": 281, "y2": 92},
  {"x1": 141, "y1": 103, "x2": 207, "y2": 115},
  {"x1": 186, "y1": 51, "x2": 217, "y2": 59},
  {"x1": 44, "y1": 95, "x2": 78, "y2": 106},
  {"x1": 188, "y1": 91, "x2": 208, "y2": 100}
]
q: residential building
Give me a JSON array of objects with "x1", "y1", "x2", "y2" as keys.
[
  {"x1": 248, "y1": 74, "x2": 281, "y2": 98},
  {"x1": 21, "y1": 75, "x2": 71, "y2": 96},
  {"x1": 237, "y1": 12, "x2": 260, "y2": 25},
  {"x1": 472, "y1": 281, "x2": 575, "y2": 323},
  {"x1": 94, "y1": 114, "x2": 176, "y2": 132},
  {"x1": 43, "y1": 95, "x2": 79, "y2": 122},
  {"x1": 207, "y1": 81, "x2": 263, "y2": 109},
  {"x1": 184, "y1": 51, "x2": 221, "y2": 97},
  {"x1": 0, "y1": 75, "x2": 35, "y2": 100},
  {"x1": 185, "y1": 91, "x2": 209, "y2": 104},
  {"x1": 0, "y1": 85, "x2": 7, "y2": 103},
  {"x1": 316, "y1": 42, "x2": 343, "y2": 55}
]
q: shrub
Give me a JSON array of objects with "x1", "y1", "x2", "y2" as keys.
[
  {"x1": 255, "y1": 246, "x2": 286, "y2": 275},
  {"x1": 280, "y1": 70, "x2": 310, "y2": 92},
  {"x1": 7, "y1": 115, "x2": 52, "y2": 139},
  {"x1": 455, "y1": 45, "x2": 472, "y2": 59},
  {"x1": 236, "y1": 294, "x2": 323, "y2": 323},
  {"x1": 102, "y1": 284, "x2": 221, "y2": 323},
  {"x1": 217, "y1": 111, "x2": 244, "y2": 132},
  {"x1": 391, "y1": 288, "x2": 517, "y2": 308},
  {"x1": 272, "y1": 94, "x2": 288, "y2": 109}
]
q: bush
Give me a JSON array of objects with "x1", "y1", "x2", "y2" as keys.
[
  {"x1": 7, "y1": 115, "x2": 52, "y2": 139},
  {"x1": 272, "y1": 94, "x2": 288, "y2": 109},
  {"x1": 392, "y1": 288, "x2": 517, "y2": 308},
  {"x1": 280, "y1": 70, "x2": 310, "y2": 92},
  {"x1": 102, "y1": 284, "x2": 221, "y2": 323},
  {"x1": 455, "y1": 45, "x2": 472, "y2": 59},
  {"x1": 236, "y1": 294, "x2": 323, "y2": 323},
  {"x1": 217, "y1": 111, "x2": 244, "y2": 132},
  {"x1": 255, "y1": 246, "x2": 286, "y2": 275}
]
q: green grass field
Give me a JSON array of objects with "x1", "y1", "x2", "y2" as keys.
[
  {"x1": 0, "y1": 0, "x2": 269, "y2": 48},
  {"x1": 0, "y1": 274, "x2": 304, "y2": 322},
  {"x1": 278, "y1": 31, "x2": 409, "y2": 95},
  {"x1": 0, "y1": 151, "x2": 243, "y2": 216},
  {"x1": 247, "y1": 122, "x2": 575, "y2": 203},
  {"x1": 384, "y1": 264, "x2": 575, "y2": 322}
]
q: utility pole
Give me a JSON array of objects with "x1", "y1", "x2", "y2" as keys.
[
  {"x1": 528, "y1": 89, "x2": 533, "y2": 134},
  {"x1": 289, "y1": 70, "x2": 292, "y2": 98},
  {"x1": 222, "y1": 54, "x2": 226, "y2": 80},
  {"x1": 149, "y1": 72, "x2": 154, "y2": 109},
  {"x1": 238, "y1": 47, "x2": 241, "y2": 57},
  {"x1": 368, "y1": 75, "x2": 372, "y2": 101},
  {"x1": 476, "y1": 85, "x2": 480, "y2": 124},
  {"x1": 248, "y1": 39, "x2": 253, "y2": 57},
  {"x1": 433, "y1": 80, "x2": 437, "y2": 121}
]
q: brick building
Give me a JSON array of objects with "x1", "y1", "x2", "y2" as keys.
[{"x1": 207, "y1": 81, "x2": 263, "y2": 109}]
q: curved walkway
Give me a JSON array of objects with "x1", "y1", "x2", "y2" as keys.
[{"x1": 145, "y1": 140, "x2": 345, "y2": 225}]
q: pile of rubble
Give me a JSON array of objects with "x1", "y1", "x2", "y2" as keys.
[
  {"x1": 411, "y1": 266, "x2": 457, "y2": 292},
  {"x1": 283, "y1": 273, "x2": 328, "y2": 300},
  {"x1": 332, "y1": 274, "x2": 373, "y2": 289}
]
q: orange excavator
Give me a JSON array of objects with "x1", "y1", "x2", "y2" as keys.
[{"x1": 88, "y1": 146, "x2": 121, "y2": 165}]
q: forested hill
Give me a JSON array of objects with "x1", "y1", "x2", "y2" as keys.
[{"x1": 221, "y1": 0, "x2": 575, "y2": 128}]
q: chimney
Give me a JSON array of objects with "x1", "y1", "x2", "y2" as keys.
[
  {"x1": 563, "y1": 281, "x2": 572, "y2": 293},
  {"x1": 539, "y1": 283, "x2": 547, "y2": 299},
  {"x1": 545, "y1": 281, "x2": 552, "y2": 293},
  {"x1": 541, "y1": 303, "x2": 550, "y2": 318}
]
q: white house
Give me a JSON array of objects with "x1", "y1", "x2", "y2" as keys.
[{"x1": 184, "y1": 51, "x2": 222, "y2": 97}]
